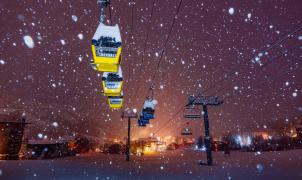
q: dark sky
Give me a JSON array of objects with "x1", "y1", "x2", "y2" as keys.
[{"x1": 0, "y1": 0, "x2": 301, "y2": 141}]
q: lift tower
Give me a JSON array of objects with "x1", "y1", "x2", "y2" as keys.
[
  {"x1": 121, "y1": 108, "x2": 138, "y2": 161},
  {"x1": 184, "y1": 94, "x2": 223, "y2": 166}
]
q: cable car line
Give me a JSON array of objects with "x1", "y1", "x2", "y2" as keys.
[
  {"x1": 202, "y1": 25, "x2": 302, "y2": 96},
  {"x1": 223, "y1": 66, "x2": 302, "y2": 102},
  {"x1": 133, "y1": 0, "x2": 156, "y2": 99},
  {"x1": 150, "y1": 0, "x2": 183, "y2": 82},
  {"x1": 138, "y1": 0, "x2": 183, "y2": 109},
  {"x1": 154, "y1": 106, "x2": 184, "y2": 135},
  {"x1": 209, "y1": 43, "x2": 302, "y2": 97},
  {"x1": 133, "y1": 0, "x2": 183, "y2": 128},
  {"x1": 125, "y1": 0, "x2": 135, "y2": 106},
  {"x1": 221, "y1": 50, "x2": 302, "y2": 102}
]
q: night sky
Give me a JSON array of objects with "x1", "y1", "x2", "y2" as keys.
[{"x1": 0, "y1": 0, "x2": 301, "y2": 141}]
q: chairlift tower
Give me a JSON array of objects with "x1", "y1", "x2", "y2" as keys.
[
  {"x1": 185, "y1": 94, "x2": 223, "y2": 166},
  {"x1": 121, "y1": 108, "x2": 138, "y2": 161}
]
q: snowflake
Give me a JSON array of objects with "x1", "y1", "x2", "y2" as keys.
[
  {"x1": 0, "y1": 59, "x2": 5, "y2": 65},
  {"x1": 52, "y1": 122, "x2": 59, "y2": 127},
  {"x1": 23, "y1": 35, "x2": 34, "y2": 48},
  {"x1": 37, "y1": 133, "x2": 43, "y2": 138},
  {"x1": 228, "y1": 7, "x2": 235, "y2": 15},
  {"x1": 77, "y1": 33, "x2": 84, "y2": 40},
  {"x1": 60, "y1": 39, "x2": 66, "y2": 45},
  {"x1": 72, "y1": 15, "x2": 78, "y2": 22},
  {"x1": 292, "y1": 92, "x2": 298, "y2": 97}
]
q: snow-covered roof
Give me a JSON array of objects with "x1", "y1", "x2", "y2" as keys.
[
  {"x1": 103, "y1": 66, "x2": 122, "y2": 78},
  {"x1": 143, "y1": 99, "x2": 157, "y2": 109},
  {"x1": 93, "y1": 23, "x2": 121, "y2": 42}
]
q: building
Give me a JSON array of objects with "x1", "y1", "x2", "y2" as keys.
[
  {"x1": 0, "y1": 112, "x2": 28, "y2": 160},
  {"x1": 296, "y1": 123, "x2": 302, "y2": 139}
]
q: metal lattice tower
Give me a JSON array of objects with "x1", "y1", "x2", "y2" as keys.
[{"x1": 185, "y1": 94, "x2": 223, "y2": 166}]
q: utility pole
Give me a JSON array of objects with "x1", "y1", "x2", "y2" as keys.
[
  {"x1": 121, "y1": 108, "x2": 138, "y2": 161},
  {"x1": 185, "y1": 94, "x2": 223, "y2": 166}
]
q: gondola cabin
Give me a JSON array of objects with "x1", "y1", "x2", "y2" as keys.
[
  {"x1": 102, "y1": 66, "x2": 123, "y2": 96},
  {"x1": 91, "y1": 23, "x2": 122, "y2": 72},
  {"x1": 107, "y1": 93, "x2": 123, "y2": 109}
]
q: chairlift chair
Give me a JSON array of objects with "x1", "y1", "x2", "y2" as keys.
[
  {"x1": 142, "y1": 107, "x2": 155, "y2": 120},
  {"x1": 138, "y1": 117, "x2": 149, "y2": 127},
  {"x1": 181, "y1": 127, "x2": 193, "y2": 136},
  {"x1": 183, "y1": 105, "x2": 201, "y2": 119}
]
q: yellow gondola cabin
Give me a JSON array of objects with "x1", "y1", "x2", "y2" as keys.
[
  {"x1": 107, "y1": 92, "x2": 123, "y2": 109},
  {"x1": 91, "y1": 23, "x2": 122, "y2": 72}
]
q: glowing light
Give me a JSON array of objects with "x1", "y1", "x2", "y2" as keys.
[{"x1": 235, "y1": 135, "x2": 252, "y2": 147}]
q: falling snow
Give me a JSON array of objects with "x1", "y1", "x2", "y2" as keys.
[
  {"x1": 60, "y1": 39, "x2": 66, "y2": 45},
  {"x1": 71, "y1": 15, "x2": 78, "y2": 22},
  {"x1": 0, "y1": 59, "x2": 5, "y2": 65},
  {"x1": 52, "y1": 122, "x2": 59, "y2": 127},
  {"x1": 292, "y1": 92, "x2": 298, "y2": 97},
  {"x1": 77, "y1": 33, "x2": 84, "y2": 40},
  {"x1": 37, "y1": 133, "x2": 43, "y2": 139},
  {"x1": 228, "y1": 7, "x2": 235, "y2": 15},
  {"x1": 23, "y1": 35, "x2": 34, "y2": 49},
  {"x1": 0, "y1": 1, "x2": 301, "y2": 179}
]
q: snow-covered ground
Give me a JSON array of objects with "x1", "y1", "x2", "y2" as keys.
[{"x1": 0, "y1": 149, "x2": 302, "y2": 180}]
